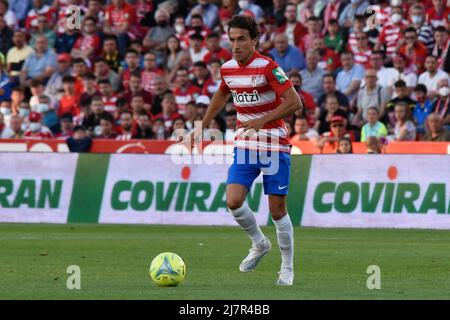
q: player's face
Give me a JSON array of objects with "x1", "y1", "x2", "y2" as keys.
[{"x1": 228, "y1": 27, "x2": 257, "y2": 64}]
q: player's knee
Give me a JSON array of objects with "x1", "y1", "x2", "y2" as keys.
[{"x1": 227, "y1": 198, "x2": 245, "y2": 211}]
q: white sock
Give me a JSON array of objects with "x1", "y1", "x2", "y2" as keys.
[
  {"x1": 228, "y1": 203, "x2": 266, "y2": 245},
  {"x1": 273, "y1": 214, "x2": 294, "y2": 270}
]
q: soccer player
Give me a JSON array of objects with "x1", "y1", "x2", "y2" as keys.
[{"x1": 195, "y1": 15, "x2": 302, "y2": 285}]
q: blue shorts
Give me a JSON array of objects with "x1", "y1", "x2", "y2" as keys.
[{"x1": 226, "y1": 148, "x2": 291, "y2": 195}]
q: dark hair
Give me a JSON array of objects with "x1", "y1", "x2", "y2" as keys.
[
  {"x1": 191, "y1": 13, "x2": 203, "y2": 21},
  {"x1": 193, "y1": 61, "x2": 207, "y2": 69},
  {"x1": 394, "y1": 79, "x2": 406, "y2": 88},
  {"x1": 434, "y1": 26, "x2": 447, "y2": 33},
  {"x1": 337, "y1": 137, "x2": 353, "y2": 154},
  {"x1": 323, "y1": 73, "x2": 335, "y2": 81},
  {"x1": 306, "y1": 16, "x2": 320, "y2": 22},
  {"x1": 137, "y1": 111, "x2": 150, "y2": 118},
  {"x1": 120, "y1": 110, "x2": 132, "y2": 117},
  {"x1": 206, "y1": 32, "x2": 220, "y2": 40},
  {"x1": 354, "y1": 15, "x2": 366, "y2": 22},
  {"x1": 228, "y1": 15, "x2": 260, "y2": 39},
  {"x1": 84, "y1": 16, "x2": 97, "y2": 24},
  {"x1": 73, "y1": 125, "x2": 86, "y2": 132},
  {"x1": 225, "y1": 110, "x2": 237, "y2": 117},
  {"x1": 130, "y1": 70, "x2": 142, "y2": 79},
  {"x1": 83, "y1": 72, "x2": 96, "y2": 81},
  {"x1": 62, "y1": 75, "x2": 75, "y2": 83},
  {"x1": 367, "y1": 106, "x2": 380, "y2": 114},
  {"x1": 125, "y1": 48, "x2": 139, "y2": 56},
  {"x1": 404, "y1": 26, "x2": 417, "y2": 34},
  {"x1": 73, "y1": 58, "x2": 86, "y2": 65},
  {"x1": 97, "y1": 79, "x2": 111, "y2": 86},
  {"x1": 91, "y1": 94, "x2": 103, "y2": 103},
  {"x1": 99, "y1": 112, "x2": 114, "y2": 123},
  {"x1": 414, "y1": 83, "x2": 427, "y2": 94},
  {"x1": 30, "y1": 79, "x2": 42, "y2": 87},
  {"x1": 189, "y1": 33, "x2": 204, "y2": 41},
  {"x1": 94, "y1": 57, "x2": 107, "y2": 64},
  {"x1": 103, "y1": 35, "x2": 117, "y2": 43},
  {"x1": 60, "y1": 112, "x2": 73, "y2": 121}
]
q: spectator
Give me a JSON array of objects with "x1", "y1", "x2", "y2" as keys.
[
  {"x1": 116, "y1": 110, "x2": 134, "y2": 140},
  {"x1": 29, "y1": 79, "x2": 45, "y2": 110},
  {"x1": 143, "y1": 8, "x2": 174, "y2": 55},
  {"x1": 1, "y1": 114, "x2": 23, "y2": 138},
  {"x1": 37, "y1": 94, "x2": 59, "y2": 134},
  {"x1": 367, "y1": 51, "x2": 399, "y2": 92},
  {"x1": 202, "y1": 59, "x2": 222, "y2": 97},
  {"x1": 58, "y1": 75, "x2": 79, "y2": 117},
  {"x1": 186, "y1": 13, "x2": 211, "y2": 40},
  {"x1": 317, "y1": 74, "x2": 350, "y2": 112},
  {"x1": 56, "y1": 113, "x2": 74, "y2": 139},
  {"x1": 189, "y1": 33, "x2": 208, "y2": 64},
  {"x1": 164, "y1": 35, "x2": 186, "y2": 73},
  {"x1": 124, "y1": 73, "x2": 152, "y2": 106},
  {"x1": 173, "y1": 68, "x2": 201, "y2": 116},
  {"x1": 25, "y1": 0, "x2": 55, "y2": 32},
  {"x1": 365, "y1": 136, "x2": 383, "y2": 154},
  {"x1": 336, "y1": 137, "x2": 353, "y2": 154},
  {"x1": 431, "y1": 26, "x2": 449, "y2": 72},
  {"x1": 66, "y1": 125, "x2": 92, "y2": 152},
  {"x1": 82, "y1": 95, "x2": 104, "y2": 135},
  {"x1": 173, "y1": 15, "x2": 190, "y2": 51},
  {"x1": 9, "y1": 0, "x2": 32, "y2": 26},
  {"x1": 413, "y1": 84, "x2": 433, "y2": 134},
  {"x1": 375, "y1": 5, "x2": 409, "y2": 60},
  {"x1": 95, "y1": 112, "x2": 117, "y2": 139},
  {"x1": 120, "y1": 49, "x2": 142, "y2": 91},
  {"x1": 300, "y1": 49, "x2": 326, "y2": 101},
  {"x1": 409, "y1": 4, "x2": 435, "y2": 52},
  {"x1": 20, "y1": 35, "x2": 57, "y2": 87},
  {"x1": 71, "y1": 16, "x2": 102, "y2": 62},
  {"x1": 390, "y1": 53, "x2": 417, "y2": 97},
  {"x1": 313, "y1": 37, "x2": 341, "y2": 74},
  {"x1": 258, "y1": 17, "x2": 278, "y2": 53},
  {"x1": 192, "y1": 61, "x2": 211, "y2": 93},
  {"x1": 154, "y1": 92, "x2": 181, "y2": 131},
  {"x1": 132, "y1": 111, "x2": 154, "y2": 139},
  {"x1": 94, "y1": 57, "x2": 120, "y2": 92},
  {"x1": 103, "y1": 0, "x2": 137, "y2": 56},
  {"x1": 264, "y1": 0, "x2": 286, "y2": 27},
  {"x1": 290, "y1": 116, "x2": 319, "y2": 141},
  {"x1": 398, "y1": 27, "x2": 428, "y2": 74},
  {"x1": 54, "y1": 25, "x2": 80, "y2": 54},
  {"x1": 0, "y1": 61, "x2": 12, "y2": 102},
  {"x1": 224, "y1": 109, "x2": 237, "y2": 141},
  {"x1": 29, "y1": 14, "x2": 55, "y2": 50},
  {"x1": 336, "y1": 51, "x2": 365, "y2": 103},
  {"x1": 24, "y1": 110, "x2": 53, "y2": 139},
  {"x1": 324, "y1": 19, "x2": 345, "y2": 54},
  {"x1": 149, "y1": 75, "x2": 170, "y2": 116},
  {"x1": 195, "y1": 94, "x2": 210, "y2": 118},
  {"x1": 276, "y1": 3, "x2": 307, "y2": 47},
  {"x1": 101, "y1": 36, "x2": 122, "y2": 73},
  {"x1": 10, "y1": 86, "x2": 25, "y2": 115},
  {"x1": 389, "y1": 101, "x2": 417, "y2": 141},
  {"x1": 80, "y1": 73, "x2": 100, "y2": 105},
  {"x1": 186, "y1": 0, "x2": 219, "y2": 30},
  {"x1": 269, "y1": 33, "x2": 306, "y2": 74},
  {"x1": 315, "y1": 94, "x2": 348, "y2": 135},
  {"x1": 347, "y1": 14, "x2": 366, "y2": 53},
  {"x1": 317, "y1": 115, "x2": 355, "y2": 149},
  {"x1": 425, "y1": 0, "x2": 450, "y2": 28},
  {"x1": 6, "y1": 30, "x2": 33, "y2": 86},
  {"x1": 44, "y1": 53, "x2": 73, "y2": 100},
  {"x1": 421, "y1": 113, "x2": 450, "y2": 141},
  {"x1": 432, "y1": 81, "x2": 450, "y2": 126},
  {"x1": 339, "y1": 0, "x2": 370, "y2": 29},
  {"x1": 289, "y1": 71, "x2": 318, "y2": 127},
  {"x1": 0, "y1": 99, "x2": 12, "y2": 120},
  {"x1": 98, "y1": 79, "x2": 118, "y2": 114},
  {"x1": 418, "y1": 55, "x2": 450, "y2": 100},
  {"x1": 384, "y1": 80, "x2": 416, "y2": 129},
  {"x1": 152, "y1": 117, "x2": 167, "y2": 140},
  {"x1": 0, "y1": 14, "x2": 13, "y2": 56},
  {"x1": 360, "y1": 107, "x2": 388, "y2": 143},
  {"x1": 237, "y1": 0, "x2": 264, "y2": 22},
  {"x1": 203, "y1": 32, "x2": 232, "y2": 65},
  {"x1": 351, "y1": 31, "x2": 372, "y2": 68},
  {"x1": 299, "y1": 16, "x2": 321, "y2": 53}
]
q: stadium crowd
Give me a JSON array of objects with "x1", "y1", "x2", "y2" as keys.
[{"x1": 0, "y1": 0, "x2": 449, "y2": 153}]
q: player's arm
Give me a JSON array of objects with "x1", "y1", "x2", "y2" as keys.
[
  {"x1": 237, "y1": 87, "x2": 303, "y2": 131},
  {"x1": 201, "y1": 89, "x2": 231, "y2": 128}
]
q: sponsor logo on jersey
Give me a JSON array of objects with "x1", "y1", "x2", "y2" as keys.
[
  {"x1": 231, "y1": 90, "x2": 261, "y2": 103},
  {"x1": 272, "y1": 67, "x2": 288, "y2": 84}
]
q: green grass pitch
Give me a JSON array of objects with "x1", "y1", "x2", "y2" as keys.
[{"x1": 1, "y1": 224, "x2": 449, "y2": 299}]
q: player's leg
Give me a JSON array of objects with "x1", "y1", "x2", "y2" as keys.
[
  {"x1": 227, "y1": 184, "x2": 272, "y2": 272},
  {"x1": 268, "y1": 195, "x2": 294, "y2": 285},
  {"x1": 263, "y1": 151, "x2": 294, "y2": 285},
  {"x1": 226, "y1": 148, "x2": 271, "y2": 272}
]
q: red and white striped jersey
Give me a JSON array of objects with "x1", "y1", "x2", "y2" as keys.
[
  {"x1": 352, "y1": 48, "x2": 372, "y2": 68},
  {"x1": 219, "y1": 51, "x2": 293, "y2": 153},
  {"x1": 379, "y1": 21, "x2": 409, "y2": 57}
]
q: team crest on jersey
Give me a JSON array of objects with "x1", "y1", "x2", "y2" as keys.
[
  {"x1": 231, "y1": 90, "x2": 261, "y2": 103},
  {"x1": 272, "y1": 67, "x2": 288, "y2": 84}
]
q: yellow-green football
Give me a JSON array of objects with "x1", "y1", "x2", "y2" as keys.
[{"x1": 149, "y1": 252, "x2": 186, "y2": 287}]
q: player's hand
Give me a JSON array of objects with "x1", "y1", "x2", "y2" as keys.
[{"x1": 236, "y1": 118, "x2": 266, "y2": 135}]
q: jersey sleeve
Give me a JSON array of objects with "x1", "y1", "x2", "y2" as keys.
[
  {"x1": 265, "y1": 60, "x2": 293, "y2": 97},
  {"x1": 219, "y1": 72, "x2": 231, "y2": 95}
]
